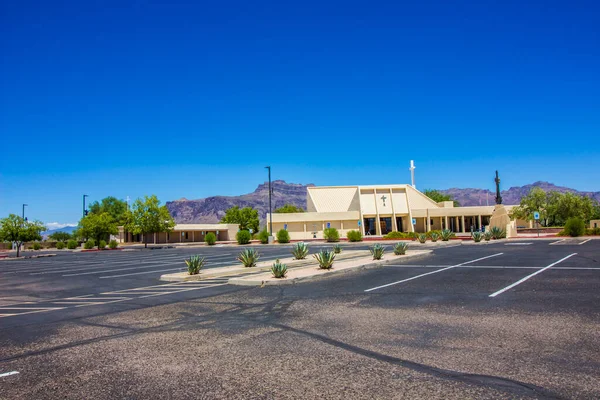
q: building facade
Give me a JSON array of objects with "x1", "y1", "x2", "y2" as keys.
[{"x1": 117, "y1": 224, "x2": 239, "y2": 244}]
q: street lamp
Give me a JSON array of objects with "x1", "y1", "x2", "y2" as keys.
[
  {"x1": 22, "y1": 204, "x2": 28, "y2": 221},
  {"x1": 83, "y1": 194, "x2": 89, "y2": 217},
  {"x1": 265, "y1": 166, "x2": 273, "y2": 238}
]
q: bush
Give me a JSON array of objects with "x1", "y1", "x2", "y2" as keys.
[
  {"x1": 393, "y1": 242, "x2": 408, "y2": 255},
  {"x1": 98, "y1": 240, "x2": 107, "y2": 249},
  {"x1": 236, "y1": 230, "x2": 252, "y2": 245},
  {"x1": 563, "y1": 217, "x2": 585, "y2": 237},
  {"x1": 109, "y1": 240, "x2": 118, "y2": 249},
  {"x1": 332, "y1": 244, "x2": 342, "y2": 254},
  {"x1": 417, "y1": 233, "x2": 427, "y2": 243},
  {"x1": 276, "y1": 229, "x2": 290, "y2": 244},
  {"x1": 271, "y1": 259, "x2": 288, "y2": 278},
  {"x1": 313, "y1": 249, "x2": 335, "y2": 269},
  {"x1": 346, "y1": 230, "x2": 362, "y2": 242},
  {"x1": 205, "y1": 232, "x2": 217, "y2": 245},
  {"x1": 258, "y1": 229, "x2": 270, "y2": 244},
  {"x1": 440, "y1": 229, "x2": 454, "y2": 241},
  {"x1": 84, "y1": 240, "x2": 95, "y2": 249},
  {"x1": 67, "y1": 239, "x2": 78, "y2": 249},
  {"x1": 56, "y1": 242, "x2": 66, "y2": 250},
  {"x1": 490, "y1": 226, "x2": 506, "y2": 239},
  {"x1": 32, "y1": 242, "x2": 42, "y2": 250},
  {"x1": 382, "y1": 231, "x2": 414, "y2": 240},
  {"x1": 291, "y1": 242, "x2": 309, "y2": 259},
  {"x1": 370, "y1": 243, "x2": 385, "y2": 260},
  {"x1": 429, "y1": 232, "x2": 440, "y2": 242},
  {"x1": 585, "y1": 228, "x2": 600, "y2": 236},
  {"x1": 484, "y1": 231, "x2": 493, "y2": 241},
  {"x1": 323, "y1": 227, "x2": 339, "y2": 242},
  {"x1": 237, "y1": 248, "x2": 260, "y2": 268},
  {"x1": 185, "y1": 255, "x2": 205, "y2": 275},
  {"x1": 426, "y1": 230, "x2": 442, "y2": 239},
  {"x1": 472, "y1": 231, "x2": 483, "y2": 242}
]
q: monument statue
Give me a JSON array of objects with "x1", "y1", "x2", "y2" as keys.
[{"x1": 494, "y1": 170, "x2": 502, "y2": 205}]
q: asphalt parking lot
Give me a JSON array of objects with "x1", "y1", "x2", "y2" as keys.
[{"x1": 0, "y1": 239, "x2": 598, "y2": 399}]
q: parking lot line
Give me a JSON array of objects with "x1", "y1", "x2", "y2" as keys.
[
  {"x1": 579, "y1": 239, "x2": 591, "y2": 245},
  {"x1": 364, "y1": 253, "x2": 504, "y2": 292},
  {"x1": 0, "y1": 371, "x2": 19, "y2": 378},
  {"x1": 489, "y1": 253, "x2": 578, "y2": 298}
]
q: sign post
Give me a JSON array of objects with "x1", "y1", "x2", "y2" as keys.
[{"x1": 533, "y1": 211, "x2": 540, "y2": 237}]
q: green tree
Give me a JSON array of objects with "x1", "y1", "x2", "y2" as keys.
[
  {"x1": 78, "y1": 212, "x2": 118, "y2": 249},
  {"x1": 274, "y1": 204, "x2": 305, "y2": 213},
  {"x1": 88, "y1": 196, "x2": 129, "y2": 225},
  {"x1": 49, "y1": 231, "x2": 72, "y2": 242},
  {"x1": 220, "y1": 206, "x2": 259, "y2": 232},
  {"x1": 424, "y1": 189, "x2": 460, "y2": 207},
  {"x1": 510, "y1": 187, "x2": 551, "y2": 226},
  {"x1": 126, "y1": 195, "x2": 175, "y2": 248},
  {"x1": 0, "y1": 214, "x2": 46, "y2": 257},
  {"x1": 554, "y1": 192, "x2": 595, "y2": 224}
]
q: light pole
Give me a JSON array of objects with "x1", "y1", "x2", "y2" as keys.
[
  {"x1": 265, "y1": 166, "x2": 273, "y2": 238},
  {"x1": 22, "y1": 204, "x2": 28, "y2": 221},
  {"x1": 83, "y1": 195, "x2": 89, "y2": 217}
]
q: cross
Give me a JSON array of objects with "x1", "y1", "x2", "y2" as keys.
[{"x1": 381, "y1": 195, "x2": 387, "y2": 206}]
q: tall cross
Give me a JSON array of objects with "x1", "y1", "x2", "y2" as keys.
[
  {"x1": 409, "y1": 160, "x2": 416, "y2": 188},
  {"x1": 494, "y1": 171, "x2": 502, "y2": 205},
  {"x1": 381, "y1": 195, "x2": 387, "y2": 206}
]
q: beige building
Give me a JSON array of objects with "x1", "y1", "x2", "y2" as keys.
[
  {"x1": 118, "y1": 224, "x2": 239, "y2": 244},
  {"x1": 590, "y1": 220, "x2": 600, "y2": 229},
  {"x1": 268, "y1": 184, "x2": 518, "y2": 240}
]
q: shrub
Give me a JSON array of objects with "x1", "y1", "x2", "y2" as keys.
[
  {"x1": 393, "y1": 242, "x2": 408, "y2": 255},
  {"x1": 472, "y1": 231, "x2": 483, "y2": 242},
  {"x1": 313, "y1": 249, "x2": 335, "y2": 269},
  {"x1": 333, "y1": 244, "x2": 342, "y2": 254},
  {"x1": 585, "y1": 228, "x2": 600, "y2": 236},
  {"x1": 417, "y1": 233, "x2": 427, "y2": 243},
  {"x1": 237, "y1": 248, "x2": 260, "y2": 268},
  {"x1": 258, "y1": 229, "x2": 270, "y2": 244},
  {"x1": 56, "y1": 241, "x2": 66, "y2": 250},
  {"x1": 32, "y1": 242, "x2": 42, "y2": 250},
  {"x1": 346, "y1": 230, "x2": 362, "y2": 242},
  {"x1": 276, "y1": 229, "x2": 290, "y2": 244},
  {"x1": 84, "y1": 240, "x2": 95, "y2": 250},
  {"x1": 98, "y1": 240, "x2": 107, "y2": 249},
  {"x1": 563, "y1": 217, "x2": 585, "y2": 237},
  {"x1": 291, "y1": 242, "x2": 309, "y2": 259},
  {"x1": 370, "y1": 243, "x2": 385, "y2": 260},
  {"x1": 185, "y1": 255, "x2": 205, "y2": 275},
  {"x1": 429, "y1": 232, "x2": 440, "y2": 242},
  {"x1": 67, "y1": 239, "x2": 78, "y2": 249},
  {"x1": 484, "y1": 231, "x2": 493, "y2": 241},
  {"x1": 426, "y1": 230, "x2": 442, "y2": 239},
  {"x1": 323, "y1": 227, "x2": 340, "y2": 242},
  {"x1": 271, "y1": 259, "x2": 288, "y2": 278},
  {"x1": 236, "y1": 230, "x2": 252, "y2": 245},
  {"x1": 440, "y1": 229, "x2": 454, "y2": 241},
  {"x1": 205, "y1": 232, "x2": 217, "y2": 245},
  {"x1": 490, "y1": 226, "x2": 506, "y2": 240},
  {"x1": 109, "y1": 240, "x2": 118, "y2": 249},
  {"x1": 382, "y1": 231, "x2": 414, "y2": 240}
]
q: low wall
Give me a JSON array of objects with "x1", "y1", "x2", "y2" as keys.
[{"x1": 517, "y1": 228, "x2": 562, "y2": 234}]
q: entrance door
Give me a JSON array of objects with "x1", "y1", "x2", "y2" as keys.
[
  {"x1": 364, "y1": 218, "x2": 376, "y2": 235},
  {"x1": 396, "y1": 217, "x2": 403, "y2": 232},
  {"x1": 380, "y1": 217, "x2": 392, "y2": 235}
]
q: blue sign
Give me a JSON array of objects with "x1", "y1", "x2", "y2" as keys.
[
  {"x1": 326, "y1": 222, "x2": 331, "y2": 228},
  {"x1": 284, "y1": 224, "x2": 288, "y2": 230},
  {"x1": 358, "y1": 220, "x2": 362, "y2": 227},
  {"x1": 533, "y1": 211, "x2": 540, "y2": 220},
  {"x1": 412, "y1": 218, "x2": 416, "y2": 225}
]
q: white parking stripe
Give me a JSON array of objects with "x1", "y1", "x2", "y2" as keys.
[
  {"x1": 0, "y1": 371, "x2": 19, "y2": 378},
  {"x1": 579, "y1": 239, "x2": 591, "y2": 245},
  {"x1": 489, "y1": 253, "x2": 578, "y2": 297},
  {"x1": 364, "y1": 253, "x2": 504, "y2": 292}
]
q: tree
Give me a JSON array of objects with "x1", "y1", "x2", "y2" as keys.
[
  {"x1": 0, "y1": 214, "x2": 46, "y2": 257},
  {"x1": 88, "y1": 196, "x2": 129, "y2": 225},
  {"x1": 220, "y1": 206, "x2": 260, "y2": 232},
  {"x1": 78, "y1": 212, "x2": 118, "y2": 249},
  {"x1": 49, "y1": 231, "x2": 72, "y2": 242},
  {"x1": 424, "y1": 189, "x2": 460, "y2": 207},
  {"x1": 274, "y1": 204, "x2": 305, "y2": 213},
  {"x1": 510, "y1": 187, "x2": 551, "y2": 226},
  {"x1": 126, "y1": 195, "x2": 175, "y2": 248}
]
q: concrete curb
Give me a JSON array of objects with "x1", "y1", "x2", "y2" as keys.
[{"x1": 0, "y1": 253, "x2": 57, "y2": 261}]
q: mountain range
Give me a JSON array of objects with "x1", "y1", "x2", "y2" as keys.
[{"x1": 166, "y1": 181, "x2": 600, "y2": 224}]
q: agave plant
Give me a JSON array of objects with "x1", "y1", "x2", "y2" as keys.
[
  {"x1": 313, "y1": 249, "x2": 336, "y2": 270},
  {"x1": 430, "y1": 232, "x2": 440, "y2": 242},
  {"x1": 393, "y1": 242, "x2": 408, "y2": 255},
  {"x1": 417, "y1": 233, "x2": 427, "y2": 244},
  {"x1": 271, "y1": 259, "x2": 288, "y2": 278},
  {"x1": 490, "y1": 226, "x2": 506, "y2": 240},
  {"x1": 471, "y1": 231, "x2": 483, "y2": 243},
  {"x1": 291, "y1": 242, "x2": 309, "y2": 260},
  {"x1": 185, "y1": 255, "x2": 205, "y2": 275},
  {"x1": 332, "y1": 244, "x2": 342, "y2": 254},
  {"x1": 237, "y1": 248, "x2": 260, "y2": 268},
  {"x1": 370, "y1": 243, "x2": 385, "y2": 260},
  {"x1": 484, "y1": 231, "x2": 493, "y2": 241},
  {"x1": 440, "y1": 229, "x2": 453, "y2": 241}
]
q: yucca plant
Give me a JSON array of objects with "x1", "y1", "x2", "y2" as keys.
[
  {"x1": 370, "y1": 243, "x2": 385, "y2": 260},
  {"x1": 484, "y1": 231, "x2": 493, "y2": 241},
  {"x1": 471, "y1": 231, "x2": 483, "y2": 243},
  {"x1": 271, "y1": 259, "x2": 288, "y2": 278},
  {"x1": 237, "y1": 248, "x2": 260, "y2": 268},
  {"x1": 430, "y1": 232, "x2": 440, "y2": 242},
  {"x1": 185, "y1": 255, "x2": 206, "y2": 275},
  {"x1": 393, "y1": 242, "x2": 408, "y2": 255},
  {"x1": 490, "y1": 226, "x2": 506, "y2": 240},
  {"x1": 440, "y1": 229, "x2": 453, "y2": 241},
  {"x1": 313, "y1": 249, "x2": 336, "y2": 270},
  {"x1": 332, "y1": 244, "x2": 342, "y2": 254},
  {"x1": 291, "y1": 242, "x2": 309, "y2": 260},
  {"x1": 417, "y1": 233, "x2": 427, "y2": 244}
]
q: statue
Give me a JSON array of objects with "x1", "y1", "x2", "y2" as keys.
[{"x1": 494, "y1": 170, "x2": 502, "y2": 205}]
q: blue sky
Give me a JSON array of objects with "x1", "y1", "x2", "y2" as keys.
[{"x1": 1, "y1": 0, "x2": 599, "y2": 226}]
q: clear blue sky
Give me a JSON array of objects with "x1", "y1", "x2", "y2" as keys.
[{"x1": 1, "y1": 0, "x2": 599, "y2": 226}]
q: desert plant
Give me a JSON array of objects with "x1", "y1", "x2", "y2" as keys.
[
  {"x1": 276, "y1": 229, "x2": 290, "y2": 244},
  {"x1": 56, "y1": 241, "x2": 66, "y2": 250},
  {"x1": 205, "y1": 232, "x2": 217, "y2": 245},
  {"x1": 313, "y1": 249, "x2": 335, "y2": 269},
  {"x1": 484, "y1": 231, "x2": 493, "y2": 241},
  {"x1": 393, "y1": 242, "x2": 409, "y2": 255},
  {"x1": 417, "y1": 233, "x2": 427, "y2": 243},
  {"x1": 333, "y1": 244, "x2": 342, "y2": 254},
  {"x1": 291, "y1": 242, "x2": 309, "y2": 259},
  {"x1": 271, "y1": 259, "x2": 288, "y2": 278},
  {"x1": 382, "y1": 231, "x2": 415, "y2": 240},
  {"x1": 258, "y1": 229, "x2": 270, "y2": 244},
  {"x1": 84, "y1": 240, "x2": 95, "y2": 250},
  {"x1": 346, "y1": 230, "x2": 362, "y2": 242},
  {"x1": 185, "y1": 255, "x2": 205, "y2": 275},
  {"x1": 440, "y1": 229, "x2": 454, "y2": 241},
  {"x1": 471, "y1": 231, "x2": 483, "y2": 242},
  {"x1": 426, "y1": 230, "x2": 442, "y2": 239},
  {"x1": 490, "y1": 226, "x2": 506, "y2": 239},
  {"x1": 237, "y1": 248, "x2": 260, "y2": 268},
  {"x1": 429, "y1": 232, "x2": 440, "y2": 242},
  {"x1": 563, "y1": 217, "x2": 585, "y2": 237},
  {"x1": 236, "y1": 230, "x2": 252, "y2": 245},
  {"x1": 370, "y1": 243, "x2": 385, "y2": 260},
  {"x1": 32, "y1": 242, "x2": 42, "y2": 250},
  {"x1": 323, "y1": 227, "x2": 340, "y2": 242},
  {"x1": 67, "y1": 239, "x2": 78, "y2": 249},
  {"x1": 98, "y1": 240, "x2": 107, "y2": 249},
  {"x1": 109, "y1": 239, "x2": 118, "y2": 249}
]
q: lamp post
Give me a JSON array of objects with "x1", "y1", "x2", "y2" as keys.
[
  {"x1": 265, "y1": 166, "x2": 273, "y2": 238},
  {"x1": 83, "y1": 195, "x2": 89, "y2": 217},
  {"x1": 22, "y1": 204, "x2": 28, "y2": 221}
]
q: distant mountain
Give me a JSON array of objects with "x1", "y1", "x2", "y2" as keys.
[{"x1": 42, "y1": 225, "x2": 77, "y2": 239}]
